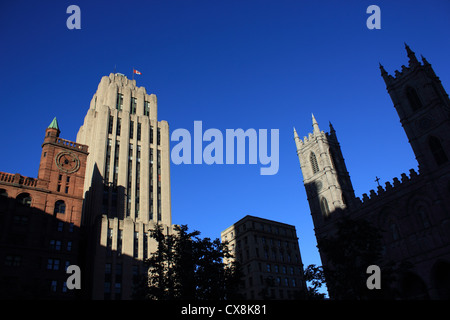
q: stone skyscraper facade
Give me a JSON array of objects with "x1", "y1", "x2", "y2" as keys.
[{"x1": 76, "y1": 73, "x2": 173, "y2": 299}]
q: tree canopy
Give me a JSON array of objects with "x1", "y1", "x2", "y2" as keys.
[{"x1": 133, "y1": 224, "x2": 243, "y2": 300}]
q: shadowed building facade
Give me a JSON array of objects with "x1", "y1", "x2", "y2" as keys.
[
  {"x1": 0, "y1": 119, "x2": 88, "y2": 298},
  {"x1": 294, "y1": 45, "x2": 450, "y2": 299},
  {"x1": 221, "y1": 215, "x2": 306, "y2": 299},
  {"x1": 76, "y1": 73, "x2": 173, "y2": 299}
]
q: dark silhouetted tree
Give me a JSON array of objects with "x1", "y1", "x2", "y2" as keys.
[
  {"x1": 302, "y1": 264, "x2": 326, "y2": 300},
  {"x1": 318, "y1": 216, "x2": 405, "y2": 299},
  {"x1": 133, "y1": 224, "x2": 243, "y2": 300}
]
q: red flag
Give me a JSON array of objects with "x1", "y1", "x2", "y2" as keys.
[{"x1": 133, "y1": 69, "x2": 142, "y2": 75}]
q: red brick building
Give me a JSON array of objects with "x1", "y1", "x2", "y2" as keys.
[{"x1": 0, "y1": 118, "x2": 88, "y2": 299}]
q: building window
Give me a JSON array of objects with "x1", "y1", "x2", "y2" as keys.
[
  {"x1": 417, "y1": 206, "x2": 431, "y2": 228},
  {"x1": 390, "y1": 222, "x2": 400, "y2": 241},
  {"x1": 429, "y1": 136, "x2": 448, "y2": 166},
  {"x1": 320, "y1": 197, "x2": 330, "y2": 216},
  {"x1": 130, "y1": 120, "x2": 134, "y2": 139},
  {"x1": 131, "y1": 97, "x2": 137, "y2": 114},
  {"x1": 144, "y1": 101, "x2": 150, "y2": 116},
  {"x1": 134, "y1": 231, "x2": 139, "y2": 258},
  {"x1": 157, "y1": 127, "x2": 161, "y2": 145},
  {"x1": 116, "y1": 118, "x2": 121, "y2": 136},
  {"x1": 4, "y1": 255, "x2": 21, "y2": 267},
  {"x1": 108, "y1": 115, "x2": 113, "y2": 134},
  {"x1": 137, "y1": 123, "x2": 141, "y2": 141},
  {"x1": 47, "y1": 259, "x2": 60, "y2": 270},
  {"x1": 116, "y1": 93, "x2": 123, "y2": 111},
  {"x1": 50, "y1": 240, "x2": 62, "y2": 251},
  {"x1": 310, "y1": 152, "x2": 319, "y2": 174},
  {"x1": 16, "y1": 193, "x2": 32, "y2": 207},
  {"x1": 113, "y1": 141, "x2": 120, "y2": 185},
  {"x1": 105, "y1": 138, "x2": 112, "y2": 182},
  {"x1": 406, "y1": 86, "x2": 422, "y2": 111},
  {"x1": 0, "y1": 189, "x2": 8, "y2": 198},
  {"x1": 150, "y1": 126, "x2": 154, "y2": 144},
  {"x1": 50, "y1": 280, "x2": 57, "y2": 292}
]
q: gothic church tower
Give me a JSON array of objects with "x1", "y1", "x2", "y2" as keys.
[
  {"x1": 294, "y1": 115, "x2": 355, "y2": 228},
  {"x1": 380, "y1": 44, "x2": 450, "y2": 173}
]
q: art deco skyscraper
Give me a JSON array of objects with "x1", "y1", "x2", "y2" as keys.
[{"x1": 76, "y1": 73, "x2": 172, "y2": 299}]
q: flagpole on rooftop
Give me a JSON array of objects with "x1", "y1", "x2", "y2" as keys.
[{"x1": 132, "y1": 68, "x2": 134, "y2": 81}]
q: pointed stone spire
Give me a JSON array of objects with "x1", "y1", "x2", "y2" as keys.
[
  {"x1": 312, "y1": 113, "x2": 320, "y2": 134},
  {"x1": 405, "y1": 43, "x2": 419, "y2": 66},
  {"x1": 329, "y1": 121, "x2": 335, "y2": 134},
  {"x1": 293, "y1": 126, "x2": 299, "y2": 139},
  {"x1": 379, "y1": 62, "x2": 392, "y2": 85},
  {"x1": 421, "y1": 54, "x2": 430, "y2": 66},
  {"x1": 379, "y1": 62, "x2": 387, "y2": 75}
]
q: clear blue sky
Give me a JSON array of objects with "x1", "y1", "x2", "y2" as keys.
[{"x1": 1, "y1": 0, "x2": 450, "y2": 293}]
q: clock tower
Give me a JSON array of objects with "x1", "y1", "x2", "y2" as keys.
[{"x1": 37, "y1": 117, "x2": 89, "y2": 226}]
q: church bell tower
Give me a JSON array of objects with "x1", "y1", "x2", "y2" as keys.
[
  {"x1": 380, "y1": 44, "x2": 450, "y2": 173},
  {"x1": 294, "y1": 114, "x2": 355, "y2": 228}
]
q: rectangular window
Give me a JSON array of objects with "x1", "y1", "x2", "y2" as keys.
[
  {"x1": 108, "y1": 115, "x2": 113, "y2": 134},
  {"x1": 137, "y1": 123, "x2": 141, "y2": 141},
  {"x1": 50, "y1": 280, "x2": 57, "y2": 292},
  {"x1": 66, "y1": 176, "x2": 70, "y2": 183},
  {"x1": 144, "y1": 101, "x2": 150, "y2": 116},
  {"x1": 117, "y1": 229, "x2": 123, "y2": 254},
  {"x1": 133, "y1": 232, "x2": 139, "y2": 258},
  {"x1": 116, "y1": 118, "x2": 121, "y2": 136},
  {"x1": 113, "y1": 141, "x2": 120, "y2": 185},
  {"x1": 65, "y1": 186, "x2": 69, "y2": 193},
  {"x1": 105, "y1": 138, "x2": 112, "y2": 182},
  {"x1": 131, "y1": 97, "x2": 137, "y2": 114},
  {"x1": 157, "y1": 127, "x2": 161, "y2": 145},
  {"x1": 116, "y1": 93, "x2": 123, "y2": 111},
  {"x1": 130, "y1": 121, "x2": 134, "y2": 139},
  {"x1": 47, "y1": 259, "x2": 60, "y2": 270},
  {"x1": 150, "y1": 126, "x2": 154, "y2": 144}
]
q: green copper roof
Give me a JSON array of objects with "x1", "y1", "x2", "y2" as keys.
[{"x1": 48, "y1": 117, "x2": 59, "y2": 130}]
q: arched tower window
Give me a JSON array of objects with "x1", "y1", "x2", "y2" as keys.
[
  {"x1": 54, "y1": 200, "x2": 66, "y2": 215},
  {"x1": 320, "y1": 197, "x2": 330, "y2": 217},
  {"x1": 417, "y1": 205, "x2": 430, "y2": 228},
  {"x1": 16, "y1": 193, "x2": 32, "y2": 207},
  {"x1": 429, "y1": 136, "x2": 448, "y2": 165},
  {"x1": 406, "y1": 86, "x2": 423, "y2": 112},
  {"x1": 310, "y1": 152, "x2": 319, "y2": 174}
]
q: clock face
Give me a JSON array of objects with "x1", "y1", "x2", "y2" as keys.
[{"x1": 55, "y1": 151, "x2": 80, "y2": 173}]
